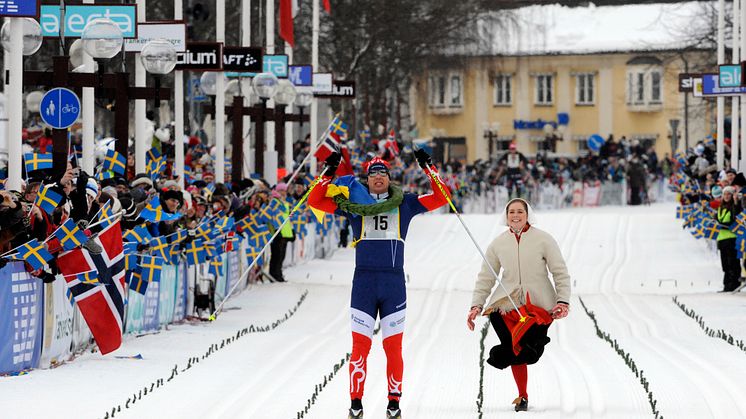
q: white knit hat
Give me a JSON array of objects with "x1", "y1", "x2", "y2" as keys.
[{"x1": 86, "y1": 179, "x2": 99, "y2": 199}]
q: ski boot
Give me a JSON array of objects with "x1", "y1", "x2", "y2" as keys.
[
  {"x1": 348, "y1": 398, "x2": 363, "y2": 419},
  {"x1": 386, "y1": 400, "x2": 402, "y2": 419},
  {"x1": 513, "y1": 397, "x2": 528, "y2": 412}
]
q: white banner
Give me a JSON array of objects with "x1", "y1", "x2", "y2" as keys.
[
  {"x1": 39, "y1": 278, "x2": 73, "y2": 368},
  {"x1": 124, "y1": 22, "x2": 187, "y2": 53}
]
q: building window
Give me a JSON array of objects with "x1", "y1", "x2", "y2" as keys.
[
  {"x1": 635, "y1": 72, "x2": 645, "y2": 104},
  {"x1": 428, "y1": 72, "x2": 463, "y2": 109},
  {"x1": 494, "y1": 75, "x2": 512, "y2": 105},
  {"x1": 535, "y1": 74, "x2": 553, "y2": 105},
  {"x1": 450, "y1": 75, "x2": 462, "y2": 107},
  {"x1": 650, "y1": 71, "x2": 661, "y2": 103},
  {"x1": 575, "y1": 73, "x2": 594, "y2": 105}
]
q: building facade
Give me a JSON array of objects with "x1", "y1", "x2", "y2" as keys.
[{"x1": 410, "y1": 51, "x2": 710, "y2": 163}]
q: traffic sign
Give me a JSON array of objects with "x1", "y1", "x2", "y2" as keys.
[
  {"x1": 40, "y1": 88, "x2": 81, "y2": 129},
  {"x1": 587, "y1": 134, "x2": 605, "y2": 153}
]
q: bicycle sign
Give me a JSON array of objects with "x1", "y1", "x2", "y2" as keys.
[{"x1": 40, "y1": 88, "x2": 81, "y2": 129}]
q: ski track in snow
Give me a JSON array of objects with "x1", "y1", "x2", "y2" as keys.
[{"x1": 5, "y1": 204, "x2": 746, "y2": 419}]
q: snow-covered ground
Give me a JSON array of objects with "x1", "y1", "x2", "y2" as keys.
[{"x1": 2, "y1": 203, "x2": 745, "y2": 419}]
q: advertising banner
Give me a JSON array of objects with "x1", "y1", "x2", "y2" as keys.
[
  {"x1": 39, "y1": 278, "x2": 73, "y2": 369},
  {"x1": 222, "y1": 46, "x2": 263, "y2": 73},
  {"x1": 175, "y1": 42, "x2": 223, "y2": 71},
  {"x1": 40, "y1": 4, "x2": 138, "y2": 38},
  {"x1": 0, "y1": 263, "x2": 43, "y2": 374},
  {"x1": 124, "y1": 21, "x2": 186, "y2": 52},
  {"x1": 173, "y1": 262, "x2": 188, "y2": 321},
  {"x1": 158, "y1": 265, "x2": 177, "y2": 326},
  {"x1": 142, "y1": 280, "x2": 160, "y2": 331},
  {"x1": 0, "y1": 0, "x2": 40, "y2": 18}
]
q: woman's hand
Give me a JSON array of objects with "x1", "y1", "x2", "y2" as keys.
[
  {"x1": 467, "y1": 306, "x2": 482, "y2": 331},
  {"x1": 551, "y1": 302, "x2": 569, "y2": 319}
]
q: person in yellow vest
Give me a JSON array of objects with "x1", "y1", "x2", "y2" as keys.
[
  {"x1": 714, "y1": 185, "x2": 743, "y2": 292},
  {"x1": 269, "y1": 183, "x2": 295, "y2": 282}
]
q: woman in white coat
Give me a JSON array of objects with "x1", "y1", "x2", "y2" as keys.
[{"x1": 467, "y1": 198, "x2": 571, "y2": 412}]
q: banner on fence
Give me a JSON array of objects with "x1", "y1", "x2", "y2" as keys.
[
  {"x1": 0, "y1": 263, "x2": 43, "y2": 374},
  {"x1": 39, "y1": 279, "x2": 73, "y2": 368}
]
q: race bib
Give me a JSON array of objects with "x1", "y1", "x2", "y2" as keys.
[{"x1": 361, "y1": 209, "x2": 400, "y2": 240}]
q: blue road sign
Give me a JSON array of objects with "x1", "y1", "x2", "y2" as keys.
[
  {"x1": 0, "y1": 0, "x2": 39, "y2": 17},
  {"x1": 40, "y1": 88, "x2": 81, "y2": 129},
  {"x1": 587, "y1": 134, "x2": 605, "y2": 153}
]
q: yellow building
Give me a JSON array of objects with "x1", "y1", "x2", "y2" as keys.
[{"x1": 409, "y1": 3, "x2": 712, "y2": 163}]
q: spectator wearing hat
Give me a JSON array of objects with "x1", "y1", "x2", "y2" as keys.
[
  {"x1": 158, "y1": 189, "x2": 184, "y2": 236},
  {"x1": 714, "y1": 185, "x2": 743, "y2": 292}
]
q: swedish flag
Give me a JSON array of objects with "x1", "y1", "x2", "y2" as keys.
[
  {"x1": 97, "y1": 170, "x2": 115, "y2": 181},
  {"x1": 103, "y1": 149, "x2": 127, "y2": 175},
  {"x1": 140, "y1": 255, "x2": 164, "y2": 283},
  {"x1": 72, "y1": 270, "x2": 100, "y2": 285},
  {"x1": 24, "y1": 153, "x2": 53, "y2": 172},
  {"x1": 34, "y1": 185, "x2": 63, "y2": 215},
  {"x1": 140, "y1": 197, "x2": 181, "y2": 223},
  {"x1": 245, "y1": 245, "x2": 263, "y2": 267},
  {"x1": 18, "y1": 239, "x2": 53, "y2": 270},
  {"x1": 185, "y1": 239, "x2": 207, "y2": 265},
  {"x1": 149, "y1": 236, "x2": 170, "y2": 261},
  {"x1": 124, "y1": 225, "x2": 153, "y2": 245},
  {"x1": 128, "y1": 268, "x2": 149, "y2": 295},
  {"x1": 53, "y1": 218, "x2": 89, "y2": 251},
  {"x1": 209, "y1": 255, "x2": 223, "y2": 278}
]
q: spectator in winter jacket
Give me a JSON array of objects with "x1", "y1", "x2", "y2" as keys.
[
  {"x1": 715, "y1": 186, "x2": 744, "y2": 292},
  {"x1": 467, "y1": 198, "x2": 571, "y2": 412}
]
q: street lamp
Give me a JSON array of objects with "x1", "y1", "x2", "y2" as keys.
[
  {"x1": 483, "y1": 122, "x2": 501, "y2": 159},
  {"x1": 1, "y1": 17, "x2": 43, "y2": 190},
  {"x1": 252, "y1": 72, "x2": 279, "y2": 102},
  {"x1": 81, "y1": 19, "x2": 123, "y2": 59},
  {"x1": 140, "y1": 39, "x2": 177, "y2": 112},
  {"x1": 273, "y1": 80, "x2": 297, "y2": 170},
  {"x1": 0, "y1": 18, "x2": 42, "y2": 56},
  {"x1": 294, "y1": 90, "x2": 313, "y2": 128}
]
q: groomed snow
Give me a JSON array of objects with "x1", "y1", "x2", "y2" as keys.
[{"x1": 1, "y1": 203, "x2": 745, "y2": 419}]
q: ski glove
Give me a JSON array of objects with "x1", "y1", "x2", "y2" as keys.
[
  {"x1": 414, "y1": 148, "x2": 433, "y2": 169},
  {"x1": 324, "y1": 152, "x2": 341, "y2": 175},
  {"x1": 550, "y1": 302, "x2": 569, "y2": 319}
]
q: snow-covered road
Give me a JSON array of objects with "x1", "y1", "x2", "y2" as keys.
[{"x1": 2, "y1": 203, "x2": 744, "y2": 419}]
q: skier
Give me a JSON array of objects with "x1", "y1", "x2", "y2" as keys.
[
  {"x1": 308, "y1": 150, "x2": 450, "y2": 419},
  {"x1": 467, "y1": 198, "x2": 571, "y2": 412}
]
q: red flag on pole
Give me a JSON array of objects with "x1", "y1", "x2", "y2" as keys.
[
  {"x1": 280, "y1": 0, "x2": 295, "y2": 47},
  {"x1": 323, "y1": 0, "x2": 331, "y2": 13}
]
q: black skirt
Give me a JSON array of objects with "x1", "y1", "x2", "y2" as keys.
[{"x1": 486, "y1": 311, "x2": 551, "y2": 369}]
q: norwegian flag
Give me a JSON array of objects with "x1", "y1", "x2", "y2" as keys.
[
  {"x1": 337, "y1": 142, "x2": 355, "y2": 176},
  {"x1": 380, "y1": 129, "x2": 400, "y2": 160},
  {"x1": 314, "y1": 132, "x2": 341, "y2": 163},
  {"x1": 57, "y1": 221, "x2": 126, "y2": 355}
]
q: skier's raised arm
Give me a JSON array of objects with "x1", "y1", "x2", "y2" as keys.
[{"x1": 413, "y1": 148, "x2": 451, "y2": 211}]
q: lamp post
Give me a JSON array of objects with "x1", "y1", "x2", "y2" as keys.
[
  {"x1": 295, "y1": 90, "x2": 313, "y2": 129},
  {"x1": 273, "y1": 79, "x2": 296, "y2": 171},
  {"x1": 0, "y1": 17, "x2": 42, "y2": 190},
  {"x1": 482, "y1": 122, "x2": 500, "y2": 159},
  {"x1": 253, "y1": 72, "x2": 279, "y2": 182},
  {"x1": 140, "y1": 39, "x2": 177, "y2": 115}
]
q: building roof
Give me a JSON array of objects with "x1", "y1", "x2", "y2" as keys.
[{"x1": 490, "y1": 1, "x2": 710, "y2": 56}]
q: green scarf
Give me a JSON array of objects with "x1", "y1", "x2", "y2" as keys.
[{"x1": 333, "y1": 184, "x2": 403, "y2": 216}]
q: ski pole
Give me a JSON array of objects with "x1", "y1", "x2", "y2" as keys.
[
  {"x1": 209, "y1": 167, "x2": 330, "y2": 321},
  {"x1": 423, "y1": 165, "x2": 523, "y2": 318}
]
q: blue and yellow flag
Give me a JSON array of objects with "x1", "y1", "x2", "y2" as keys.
[
  {"x1": 18, "y1": 239, "x2": 53, "y2": 270},
  {"x1": 124, "y1": 225, "x2": 153, "y2": 245},
  {"x1": 149, "y1": 236, "x2": 170, "y2": 261},
  {"x1": 68, "y1": 270, "x2": 100, "y2": 285},
  {"x1": 53, "y1": 218, "x2": 89, "y2": 251},
  {"x1": 24, "y1": 153, "x2": 53, "y2": 172},
  {"x1": 185, "y1": 239, "x2": 207, "y2": 265},
  {"x1": 209, "y1": 255, "x2": 223, "y2": 278},
  {"x1": 245, "y1": 245, "x2": 263, "y2": 267},
  {"x1": 140, "y1": 255, "x2": 164, "y2": 283},
  {"x1": 140, "y1": 197, "x2": 181, "y2": 223},
  {"x1": 103, "y1": 149, "x2": 127, "y2": 175},
  {"x1": 128, "y1": 268, "x2": 149, "y2": 295},
  {"x1": 35, "y1": 185, "x2": 63, "y2": 215}
]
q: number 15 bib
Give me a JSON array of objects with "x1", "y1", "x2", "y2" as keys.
[{"x1": 361, "y1": 209, "x2": 401, "y2": 241}]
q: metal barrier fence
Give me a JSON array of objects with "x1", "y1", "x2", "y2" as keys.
[{"x1": 461, "y1": 177, "x2": 674, "y2": 213}]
